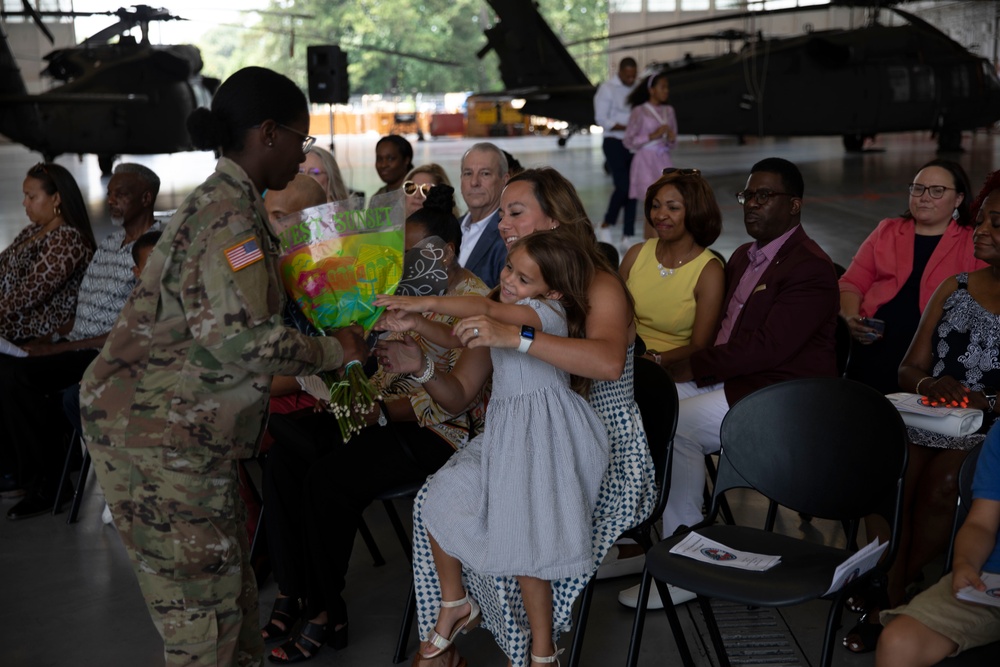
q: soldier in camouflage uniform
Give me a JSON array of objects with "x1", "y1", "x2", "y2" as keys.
[{"x1": 79, "y1": 67, "x2": 367, "y2": 667}]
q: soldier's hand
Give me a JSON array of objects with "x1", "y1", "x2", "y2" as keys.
[{"x1": 333, "y1": 325, "x2": 368, "y2": 366}]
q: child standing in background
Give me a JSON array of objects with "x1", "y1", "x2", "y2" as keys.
[{"x1": 624, "y1": 71, "x2": 678, "y2": 247}]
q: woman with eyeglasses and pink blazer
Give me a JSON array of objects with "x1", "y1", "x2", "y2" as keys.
[{"x1": 839, "y1": 159, "x2": 985, "y2": 395}]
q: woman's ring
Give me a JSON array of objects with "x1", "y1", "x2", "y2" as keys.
[{"x1": 473, "y1": 327, "x2": 480, "y2": 337}]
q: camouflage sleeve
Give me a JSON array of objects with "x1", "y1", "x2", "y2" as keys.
[{"x1": 180, "y1": 203, "x2": 344, "y2": 376}]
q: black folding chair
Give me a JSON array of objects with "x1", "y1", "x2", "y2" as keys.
[
  {"x1": 628, "y1": 377, "x2": 908, "y2": 667},
  {"x1": 566, "y1": 356, "x2": 679, "y2": 667}
]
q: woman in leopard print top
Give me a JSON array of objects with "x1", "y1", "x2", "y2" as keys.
[{"x1": 0, "y1": 163, "x2": 96, "y2": 344}]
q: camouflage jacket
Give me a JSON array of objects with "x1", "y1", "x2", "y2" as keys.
[{"x1": 80, "y1": 158, "x2": 344, "y2": 459}]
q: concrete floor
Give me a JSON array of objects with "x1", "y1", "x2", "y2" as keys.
[{"x1": 2, "y1": 129, "x2": 1000, "y2": 667}]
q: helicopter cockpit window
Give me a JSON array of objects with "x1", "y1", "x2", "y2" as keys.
[
  {"x1": 911, "y1": 65, "x2": 936, "y2": 102},
  {"x1": 984, "y1": 61, "x2": 1000, "y2": 91},
  {"x1": 887, "y1": 67, "x2": 910, "y2": 103},
  {"x1": 949, "y1": 66, "x2": 971, "y2": 99}
]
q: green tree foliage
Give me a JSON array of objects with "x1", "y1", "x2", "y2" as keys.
[{"x1": 197, "y1": 1, "x2": 609, "y2": 96}]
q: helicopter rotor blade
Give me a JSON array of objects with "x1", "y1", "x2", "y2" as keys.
[
  {"x1": 566, "y1": 2, "x2": 875, "y2": 48},
  {"x1": 607, "y1": 29, "x2": 752, "y2": 53}
]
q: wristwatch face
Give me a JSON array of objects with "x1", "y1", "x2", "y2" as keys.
[{"x1": 520, "y1": 325, "x2": 535, "y2": 340}]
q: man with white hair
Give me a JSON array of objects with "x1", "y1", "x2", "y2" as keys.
[{"x1": 457, "y1": 142, "x2": 509, "y2": 287}]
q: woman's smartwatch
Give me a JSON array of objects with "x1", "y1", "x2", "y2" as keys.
[{"x1": 518, "y1": 325, "x2": 535, "y2": 353}]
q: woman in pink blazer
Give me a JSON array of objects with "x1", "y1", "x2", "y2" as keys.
[{"x1": 839, "y1": 159, "x2": 984, "y2": 394}]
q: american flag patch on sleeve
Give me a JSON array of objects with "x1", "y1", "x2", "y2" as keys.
[{"x1": 224, "y1": 238, "x2": 264, "y2": 271}]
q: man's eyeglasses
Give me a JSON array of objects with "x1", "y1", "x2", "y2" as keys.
[
  {"x1": 276, "y1": 123, "x2": 316, "y2": 154},
  {"x1": 908, "y1": 183, "x2": 955, "y2": 199},
  {"x1": 299, "y1": 167, "x2": 324, "y2": 176},
  {"x1": 735, "y1": 189, "x2": 795, "y2": 206},
  {"x1": 662, "y1": 167, "x2": 701, "y2": 176},
  {"x1": 403, "y1": 181, "x2": 433, "y2": 198}
]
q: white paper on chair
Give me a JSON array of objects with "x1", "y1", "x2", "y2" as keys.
[
  {"x1": 956, "y1": 571, "x2": 1000, "y2": 608},
  {"x1": 669, "y1": 532, "x2": 782, "y2": 571},
  {"x1": 0, "y1": 336, "x2": 27, "y2": 357},
  {"x1": 885, "y1": 393, "x2": 983, "y2": 437},
  {"x1": 822, "y1": 537, "x2": 888, "y2": 596}
]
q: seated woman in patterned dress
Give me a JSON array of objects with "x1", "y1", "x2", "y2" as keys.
[
  {"x1": 0, "y1": 163, "x2": 95, "y2": 344},
  {"x1": 845, "y1": 175, "x2": 1000, "y2": 653}
]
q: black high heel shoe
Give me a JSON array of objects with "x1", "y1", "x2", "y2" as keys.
[
  {"x1": 261, "y1": 596, "x2": 303, "y2": 643},
  {"x1": 268, "y1": 620, "x2": 348, "y2": 664}
]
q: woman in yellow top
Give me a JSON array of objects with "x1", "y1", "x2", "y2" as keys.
[{"x1": 620, "y1": 168, "x2": 725, "y2": 369}]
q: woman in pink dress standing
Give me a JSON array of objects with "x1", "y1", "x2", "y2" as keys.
[{"x1": 624, "y1": 72, "x2": 678, "y2": 249}]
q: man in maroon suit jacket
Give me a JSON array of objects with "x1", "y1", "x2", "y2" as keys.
[{"x1": 618, "y1": 157, "x2": 839, "y2": 610}]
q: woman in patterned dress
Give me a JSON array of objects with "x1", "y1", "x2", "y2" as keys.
[
  {"x1": 846, "y1": 175, "x2": 1000, "y2": 653},
  {"x1": 403, "y1": 167, "x2": 656, "y2": 667},
  {"x1": 0, "y1": 163, "x2": 96, "y2": 343}
]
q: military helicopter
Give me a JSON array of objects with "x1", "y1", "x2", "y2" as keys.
[
  {"x1": 478, "y1": 0, "x2": 1000, "y2": 151},
  {"x1": 0, "y1": 4, "x2": 218, "y2": 174}
]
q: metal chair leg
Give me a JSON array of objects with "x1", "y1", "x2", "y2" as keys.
[
  {"x1": 705, "y1": 455, "x2": 736, "y2": 525},
  {"x1": 53, "y1": 430, "x2": 79, "y2": 514},
  {"x1": 566, "y1": 578, "x2": 595, "y2": 667},
  {"x1": 357, "y1": 517, "x2": 386, "y2": 567},
  {"x1": 382, "y1": 498, "x2": 413, "y2": 560},
  {"x1": 66, "y1": 448, "x2": 90, "y2": 524},
  {"x1": 699, "y1": 595, "x2": 731, "y2": 667},
  {"x1": 392, "y1": 579, "x2": 417, "y2": 663},
  {"x1": 820, "y1": 593, "x2": 848, "y2": 667},
  {"x1": 627, "y1": 569, "x2": 697, "y2": 667},
  {"x1": 764, "y1": 499, "x2": 779, "y2": 532},
  {"x1": 626, "y1": 569, "x2": 652, "y2": 667}
]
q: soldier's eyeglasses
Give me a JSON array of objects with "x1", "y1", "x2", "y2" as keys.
[
  {"x1": 277, "y1": 124, "x2": 316, "y2": 154},
  {"x1": 735, "y1": 189, "x2": 794, "y2": 206},
  {"x1": 908, "y1": 183, "x2": 955, "y2": 199},
  {"x1": 403, "y1": 181, "x2": 433, "y2": 198}
]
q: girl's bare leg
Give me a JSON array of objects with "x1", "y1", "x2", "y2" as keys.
[
  {"x1": 419, "y1": 531, "x2": 475, "y2": 662},
  {"x1": 517, "y1": 576, "x2": 556, "y2": 665}
]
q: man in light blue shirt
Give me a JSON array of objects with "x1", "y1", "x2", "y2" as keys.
[{"x1": 594, "y1": 57, "x2": 638, "y2": 245}]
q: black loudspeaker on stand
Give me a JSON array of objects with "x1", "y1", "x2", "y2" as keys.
[{"x1": 307, "y1": 45, "x2": 349, "y2": 105}]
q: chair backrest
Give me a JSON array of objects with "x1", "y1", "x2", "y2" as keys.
[
  {"x1": 944, "y1": 441, "x2": 985, "y2": 573},
  {"x1": 632, "y1": 356, "x2": 679, "y2": 526},
  {"x1": 715, "y1": 378, "x2": 907, "y2": 525}
]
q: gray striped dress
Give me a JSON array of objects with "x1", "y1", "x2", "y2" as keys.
[{"x1": 422, "y1": 297, "x2": 610, "y2": 579}]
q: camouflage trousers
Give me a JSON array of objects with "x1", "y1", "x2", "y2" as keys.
[{"x1": 89, "y1": 443, "x2": 264, "y2": 667}]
